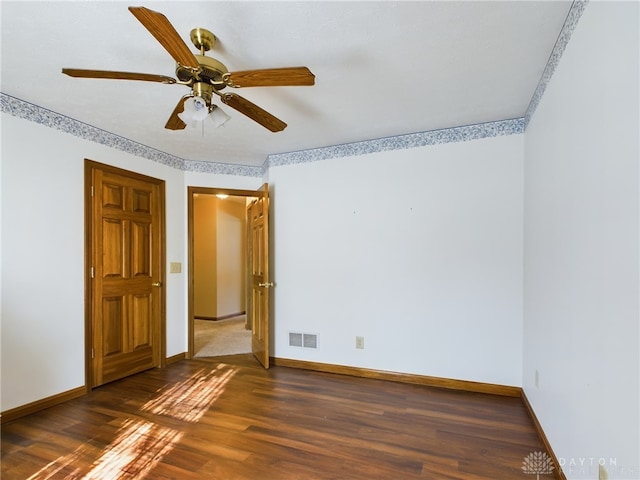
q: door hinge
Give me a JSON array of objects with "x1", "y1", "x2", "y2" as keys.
[
  {"x1": 90, "y1": 267, "x2": 95, "y2": 278},
  {"x1": 91, "y1": 348, "x2": 95, "y2": 359},
  {"x1": 91, "y1": 185, "x2": 94, "y2": 197}
]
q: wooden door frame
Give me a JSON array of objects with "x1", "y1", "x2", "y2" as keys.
[
  {"x1": 84, "y1": 160, "x2": 167, "y2": 390},
  {"x1": 187, "y1": 186, "x2": 262, "y2": 358}
]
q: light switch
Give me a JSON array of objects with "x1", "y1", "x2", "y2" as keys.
[{"x1": 170, "y1": 262, "x2": 182, "y2": 274}]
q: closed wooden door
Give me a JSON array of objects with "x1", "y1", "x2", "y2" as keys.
[
  {"x1": 88, "y1": 162, "x2": 165, "y2": 387},
  {"x1": 247, "y1": 183, "x2": 271, "y2": 368}
]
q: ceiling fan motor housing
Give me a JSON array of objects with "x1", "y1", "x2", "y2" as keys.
[{"x1": 175, "y1": 55, "x2": 229, "y2": 90}]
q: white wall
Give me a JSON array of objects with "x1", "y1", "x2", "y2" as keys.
[
  {"x1": 192, "y1": 195, "x2": 248, "y2": 318},
  {"x1": 0, "y1": 114, "x2": 187, "y2": 410},
  {"x1": 270, "y1": 134, "x2": 524, "y2": 386},
  {"x1": 523, "y1": 2, "x2": 639, "y2": 478},
  {"x1": 193, "y1": 194, "x2": 218, "y2": 317},
  {"x1": 216, "y1": 198, "x2": 247, "y2": 316},
  {"x1": 184, "y1": 171, "x2": 260, "y2": 191},
  {"x1": 0, "y1": 113, "x2": 261, "y2": 412}
]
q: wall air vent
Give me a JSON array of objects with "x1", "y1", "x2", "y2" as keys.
[
  {"x1": 289, "y1": 332, "x2": 303, "y2": 347},
  {"x1": 289, "y1": 332, "x2": 318, "y2": 349},
  {"x1": 303, "y1": 333, "x2": 317, "y2": 349}
]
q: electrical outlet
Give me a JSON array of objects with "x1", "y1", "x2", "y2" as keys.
[
  {"x1": 170, "y1": 262, "x2": 182, "y2": 274},
  {"x1": 356, "y1": 336, "x2": 364, "y2": 349}
]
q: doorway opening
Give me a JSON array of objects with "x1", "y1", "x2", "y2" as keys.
[{"x1": 187, "y1": 187, "x2": 259, "y2": 359}]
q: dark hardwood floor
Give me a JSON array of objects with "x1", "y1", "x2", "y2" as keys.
[{"x1": 2, "y1": 355, "x2": 549, "y2": 479}]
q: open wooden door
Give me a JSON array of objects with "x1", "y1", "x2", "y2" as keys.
[
  {"x1": 247, "y1": 183, "x2": 271, "y2": 368},
  {"x1": 87, "y1": 161, "x2": 165, "y2": 387}
]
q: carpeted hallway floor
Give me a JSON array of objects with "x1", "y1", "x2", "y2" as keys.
[{"x1": 194, "y1": 315, "x2": 252, "y2": 357}]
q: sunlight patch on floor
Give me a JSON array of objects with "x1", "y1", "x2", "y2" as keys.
[
  {"x1": 25, "y1": 420, "x2": 182, "y2": 480},
  {"x1": 26, "y1": 364, "x2": 237, "y2": 479},
  {"x1": 142, "y1": 364, "x2": 237, "y2": 423},
  {"x1": 26, "y1": 448, "x2": 87, "y2": 479},
  {"x1": 82, "y1": 419, "x2": 183, "y2": 479}
]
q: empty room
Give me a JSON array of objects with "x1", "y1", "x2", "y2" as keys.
[{"x1": 1, "y1": 1, "x2": 638, "y2": 479}]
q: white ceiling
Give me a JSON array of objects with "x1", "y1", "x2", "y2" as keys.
[{"x1": 1, "y1": 1, "x2": 572, "y2": 167}]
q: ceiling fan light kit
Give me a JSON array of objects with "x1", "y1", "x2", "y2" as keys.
[
  {"x1": 178, "y1": 97, "x2": 231, "y2": 129},
  {"x1": 61, "y1": 6, "x2": 315, "y2": 133},
  {"x1": 179, "y1": 97, "x2": 209, "y2": 123},
  {"x1": 209, "y1": 105, "x2": 231, "y2": 128}
]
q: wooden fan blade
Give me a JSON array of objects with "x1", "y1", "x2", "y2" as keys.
[
  {"x1": 221, "y1": 93, "x2": 287, "y2": 132},
  {"x1": 226, "y1": 67, "x2": 315, "y2": 87},
  {"x1": 165, "y1": 97, "x2": 189, "y2": 130},
  {"x1": 128, "y1": 6, "x2": 200, "y2": 70},
  {"x1": 62, "y1": 68, "x2": 176, "y2": 83}
]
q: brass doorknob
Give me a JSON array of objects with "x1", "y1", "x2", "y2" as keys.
[
  {"x1": 152, "y1": 282, "x2": 162, "y2": 287},
  {"x1": 259, "y1": 281, "x2": 274, "y2": 288}
]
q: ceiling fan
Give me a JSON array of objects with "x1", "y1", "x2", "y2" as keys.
[{"x1": 62, "y1": 6, "x2": 315, "y2": 132}]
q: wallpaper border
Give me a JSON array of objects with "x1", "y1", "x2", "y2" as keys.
[
  {"x1": 266, "y1": 118, "x2": 525, "y2": 168},
  {"x1": 524, "y1": 0, "x2": 588, "y2": 126},
  {"x1": 0, "y1": 94, "x2": 262, "y2": 178}
]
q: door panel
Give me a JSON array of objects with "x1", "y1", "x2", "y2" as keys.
[
  {"x1": 131, "y1": 221, "x2": 151, "y2": 276},
  {"x1": 132, "y1": 294, "x2": 152, "y2": 349},
  {"x1": 103, "y1": 297, "x2": 124, "y2": 356},
  {"x1": 88, "y1": 163, "x2": 164, "y2": 387},
  {"x1": 102, "y1": 182, "x2": 124, "y2": 209},
  {"x1": 132, "y1": 189, "x2": 151, "y2": 213},
  {"x1": 102, "y1": 218, "x2": 125, "y2": 277}
]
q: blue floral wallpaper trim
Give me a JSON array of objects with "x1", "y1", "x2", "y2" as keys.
[
  {"x1": 1, "y1": 1, "x2": 587, "y2": 175},
  {"x1": 1, "y1": 92, "x2": 523, "y2": 176},
  {"x1": 182, "y1": 159, "x2": 262, "y2": 177},
  {"x1": 524, "y1": 0, "x2": 588, "y2": 126},
  {"x1": 0, "y1": 93, "x2": 261, "y2": 177},
  {"x1": 266, "y1": 118, "x2": 525, "y2": 168},
  {"x1": 1, "y1": 93, "x2": 185, "y2": 170}
]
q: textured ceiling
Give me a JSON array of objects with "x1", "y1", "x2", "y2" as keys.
[{"x1": 1, "y1": 1, "x2": 573, "y2": 167}]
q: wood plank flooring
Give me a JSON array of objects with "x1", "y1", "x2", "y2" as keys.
[{"x1": 2, "y1": 355, "x2": 549, "y2": 479}]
